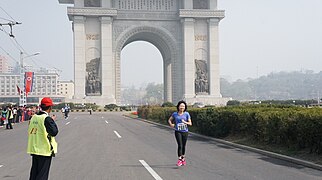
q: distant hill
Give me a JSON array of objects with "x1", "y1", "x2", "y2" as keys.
[{"x1": 221, "y1": 70, "x2": 322, "y2": 100}]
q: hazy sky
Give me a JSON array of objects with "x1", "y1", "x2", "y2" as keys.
[{"x1": 1, "y1": 0, "x2": 321, "y2": 87}]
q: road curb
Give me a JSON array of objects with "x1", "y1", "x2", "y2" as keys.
[{"x1": 124, "y1": 114, "x2": 322, "y2": 171}]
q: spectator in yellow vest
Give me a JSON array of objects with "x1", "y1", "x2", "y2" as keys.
[{"x1": 27, "y1": 97, "x2": 58, "y2": 180}]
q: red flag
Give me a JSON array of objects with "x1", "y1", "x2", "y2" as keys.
[
  {"x1": 17, "y1": 85, "x2": 21, "y2": 95},
  {"x1": 25, "y1": 72, "x2": 34, "y2": 95}
]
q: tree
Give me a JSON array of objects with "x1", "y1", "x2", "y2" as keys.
[
  {"x1": 143, "y1": 83, "x2": 163, "y2": 105},
  {"x1": 221, "y1": 70, "x2": 322, "y2": 101}
]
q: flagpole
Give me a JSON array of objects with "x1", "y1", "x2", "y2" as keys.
[{"x1": 19, "y1": 52, "x2": 24, "y2": 107}]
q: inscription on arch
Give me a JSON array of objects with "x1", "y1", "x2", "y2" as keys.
[{"x1": 114, "y1": 0, "x2": 177, "y2": 11}]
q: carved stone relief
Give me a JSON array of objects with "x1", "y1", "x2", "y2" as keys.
[
  {"x1": 86, "y1": 58, "x2": 101, "y2": 95},
  {"x1": 195, "y1": 59, "x2": 209, "y2": 94}
]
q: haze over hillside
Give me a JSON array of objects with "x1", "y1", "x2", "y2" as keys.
[{"x1": 220, "y1": 70, "x2": 322, "y2": 101}]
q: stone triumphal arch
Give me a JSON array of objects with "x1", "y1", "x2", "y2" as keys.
[{"x1": 59, "y1": 0, "x2": 230, "y2": 106}]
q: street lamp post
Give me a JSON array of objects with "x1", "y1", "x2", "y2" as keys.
[{"x1": 19, "y1": 52, "x2": 40, "y2": 107}]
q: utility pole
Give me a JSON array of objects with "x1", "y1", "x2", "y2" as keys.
[
  {"x1": 19, "y1": 52, "x2": 40, "y2": 107},
  {"x1": 19, "y1": 52, "x2": 25, "y2": 106}
]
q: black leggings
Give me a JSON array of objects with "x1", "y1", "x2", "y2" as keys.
[
  {"x1": 175, "y1": 131, "x2": 188, "y2": 157},
  {"x1": 6, "y1": 119, "x2": 13, "y2": 129}
]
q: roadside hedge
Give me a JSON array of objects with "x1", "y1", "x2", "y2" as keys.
[{"x1": 137, "y1": 106, "x2": 322, "y2": 154}]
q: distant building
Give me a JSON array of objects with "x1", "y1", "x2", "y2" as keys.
[
  {"x1": 0, "y1": 55, "x2": 13, "y2": 73},
  {"x1": 58, "y1": 80, "x2": 74, "y2": 100},
  {"x1": 0, "y1": 72, "x2": 65, "y2": 105}
]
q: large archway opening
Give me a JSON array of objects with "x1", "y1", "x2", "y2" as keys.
[
  {"x1": 121, "y1": 41, "x2": 163, "y2": 105},
  {"x1": 115, "y1": 26, "x2": 178, "y2": 105}
]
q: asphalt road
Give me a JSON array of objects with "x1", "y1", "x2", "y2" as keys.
[{"x1": 0, "y1": 112, "x2": 321, "y2": 180}]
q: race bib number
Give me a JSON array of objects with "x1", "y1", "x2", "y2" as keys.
[{"x1": 177, "y1": 123, "x2": 187, "y2": 131}]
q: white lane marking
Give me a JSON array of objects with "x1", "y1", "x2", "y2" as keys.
[
  {"x1": 0, "y1": 165, "x2": 3, "y2": 168},
  {"x1": 101, "y1": 116, "x2": 104, "y2": 119},
  {"x1": 105, "y1": 121, "x2": 109, "y2": 124},
  {"x1": 114, "y1": 131, "x2": 122, "y2": 138},
  {"x1": 65, "y1": 122, "x2": 70, "y2": 125},
  {"x1": 139, "y1": 160, "x2": 163, "y2": 180}
]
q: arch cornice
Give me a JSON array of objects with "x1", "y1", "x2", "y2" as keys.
[
  {"x1": 67, "y1": 7, "x2": 117, "y2": 20},
  {"x1": 179, "y1": 9, "x2": 225, "y2": 19}
]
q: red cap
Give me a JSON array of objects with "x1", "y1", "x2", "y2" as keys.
[{"x1": 41, "y1": 97, "x2": 53, "y2": 107}]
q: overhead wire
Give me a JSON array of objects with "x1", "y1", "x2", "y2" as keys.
[
  {"x1": 0, "y1": 23, "x2": 36, "y2": 67},
  {"x1": 12, "y1": 36, "x2": 26, "y2": 53},
  {"x1": 0, "y1": 27, "x2": 20, "y2": 65},
  {"x1": 0, "y1": 25, "x2": 11, "y2": 36},
  {"x1": 0, "y1": 16, "x2": 13, "y2": 22},
  {"x1": 0, "y1": 5, "x2": 62, "y2": 74},
  {"x1": 0, "y1": 5, "x2": 17, "y2": 22},
  {"x1": 0, "y1": 45, "x2": 18, "y2": 63},
  {"x1": 0, "y1": 27, "x2": 22, "y2": 55}
]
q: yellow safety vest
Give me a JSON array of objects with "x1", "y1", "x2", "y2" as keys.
[
  {"x1": 6, "y1": 110, "x2": 13, "y2": 119},
  {"x1": 27, "y1": 114, "x2": 57, "y2": 156}
]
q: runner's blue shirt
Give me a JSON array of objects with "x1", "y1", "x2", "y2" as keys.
[{"x1": 172, "y1": 112, "x2": 190, "y2": 132}]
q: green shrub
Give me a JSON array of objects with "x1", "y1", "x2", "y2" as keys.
[
  {"x1": 137, "y1": 105, "x2": 322, "y2": 154},
  {"x1": 162, "y1": 102, "x2": 175, "y2": 107},
  {"x1": 105, "y1": 104, "x2": 118, "y2": 110},
  {"x1": 227, "y1": 100, "x2": 240, "y2": 106}
]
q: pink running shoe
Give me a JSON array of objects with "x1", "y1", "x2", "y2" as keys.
[
  {"x1": 182, "y1": 159, "x2": 186, "y2": 166},
  {"x1": 176, "y1": 159, "x2": 183, "y2": 166}
]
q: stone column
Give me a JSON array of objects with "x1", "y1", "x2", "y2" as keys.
[
  {"x1": 100, "y1": 16, "x2": 115, "y2": 101},
  {"x1": 182, "y1": 18, "x2": 195, "y2": 99},
  {"x1": 208, "y1": 18, "x2": 221, "y2": 97},
  {"x1": 73, "y1": 16, "x2": 86, "y2": 100},
  {"x1": 164, "y1": 60, "x2": 172, "y2": 102}
]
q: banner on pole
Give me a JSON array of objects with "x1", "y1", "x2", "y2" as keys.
[{"x1": 25, "y1": 72, "x2": 34, "y2": 95}]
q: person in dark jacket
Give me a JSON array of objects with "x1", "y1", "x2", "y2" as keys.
[
  {"x1": 6, "y1": 106, "x2": 13, "y2": 129},
  {"x1": 27, "y1": 97, "x2": 58, "y2": 180}
]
